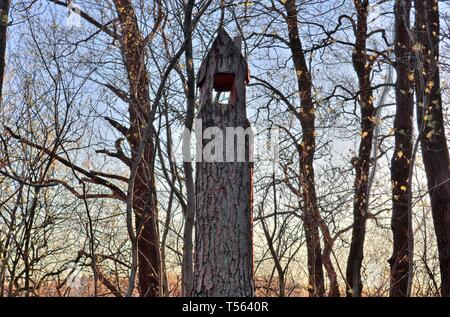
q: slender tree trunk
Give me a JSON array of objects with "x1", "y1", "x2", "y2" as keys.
[
  {"x1": 319, "y1": 221, "x2": 340, "y2": 297},
  {"x1": 345, "y1": 0, "x2": 376, "y2": 297},
  {"x1": 261, "y1": 213, "x2": 286, "y2": 297},
  {"x1": 260, "y1": 174, "x2": 286, "y2": 297},
  {"x1": 414, "y1": 0, "x2": 450, "y2": 297},
  {"x1": 0, "y1": 0, "x2": 11, "y2": 101},
  {"x1": 181, "y1": 0, "x2": 196, "y2": 296},
  {"x1": 283, "y1": 0, "x2": 325, "y2": 297},
  {"x1": 160, "y1": 102, "x2": 176, "y2": 296},
  {"x1": 114, "y1": 0, "x2": 161, "y2": 297},
  {"x1": 389, "y1": 0, "x2": 414, "y2": 297}
]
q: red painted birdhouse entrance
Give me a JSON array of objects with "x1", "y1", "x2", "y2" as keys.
[{"x1": 213, "y1": 73, "x2": 235, "y2": 92}]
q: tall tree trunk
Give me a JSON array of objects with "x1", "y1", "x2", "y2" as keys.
[
  {"x1": 346, "y1": 0, "x2": 376, "y2": 297},
  {"x1": 283, "y1": 0, "x2": 325, "y2": 297},
  {"x1": 0, "y1": 0, "x2": 11, "y2": 101},
  {"x1": 181, "y1": 0, "x2": 196, "y2": 296},
  {"x1": 414, "y1": 0, "x2": 450, "y2": 297},
  {"x1": 193, "y1": 29, "x2": 254, "y2": 296},
  {"x1": 389, "y1": 0, "x2": 414, "y2": 297},
  {"x1": 114, "y1": 0, "x2": 161, "y2": 297}
]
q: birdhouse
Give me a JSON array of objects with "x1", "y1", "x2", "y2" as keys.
[
  {"x1": 197, "y1": 28, "x2": 249, "y2": 106},
  {"x1": 194, "y1": 28, "x2": 254, "y2": 297}
]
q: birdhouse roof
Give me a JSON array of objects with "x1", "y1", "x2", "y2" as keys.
[{"x1": 197, "y1": 28, "x2": 249, "y2": 88}]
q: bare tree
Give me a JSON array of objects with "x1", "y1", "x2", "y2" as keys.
[
  {"x1": 282, "y1": 0, "x2": 325, "y2": 297},
  {"x1": 180, "y1": 0, "x2": 197, "y2": 296},
  {"x1": 389, "y1": 0, "x2": 414, "y2": 297},
  {"x1": 112, "y1": 0, "x2": 162, "y2": 297},
  {"x1": 345, "y1": 0, "x2": 378, "y2": 297},
  {"x1": 414, "y1": 0, "x2": 450, "y2": 297}
]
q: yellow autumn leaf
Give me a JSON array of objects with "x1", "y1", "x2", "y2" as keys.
[{"x1": 425, "y1": 80, "x2": 435, "y2": 94}]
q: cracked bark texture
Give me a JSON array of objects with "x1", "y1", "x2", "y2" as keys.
[{"x1": 193, "y1": 29, "x2": 254, "y2": 297}]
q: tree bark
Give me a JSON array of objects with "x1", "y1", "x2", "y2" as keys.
[
  {"x1": 283, "y1": 0, "x2": 325, "y2": 297},
  {"x1": 0, "y1": 0, "x2": 11, "y2": 101},
  {"x1": 389, "y1": 0, "x2": 414, "y2": 297},
  {"x1": 181, "y1": 0, "x2": 196, "y2": 296},
  {"x1": 346, "y1": 0, "x2": 376, "y2": 297},
  {"x1": 193, "y1": 106, "x2": 254, "y2": 296},
  {"x1": 114, "y1": 0, "x2": 161, "y2": 297},
  {"x1": 319, "y1": 219, "x2": 340, "y2": 297},
  {"x1": 193, "y1": 30, "x2": 254, "y2": 296},
  {"x1": 414, "y1": 0, "x2": 450, "y2": 297}
]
